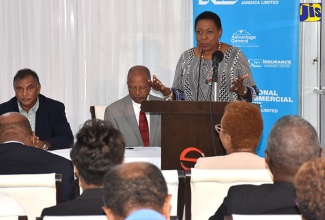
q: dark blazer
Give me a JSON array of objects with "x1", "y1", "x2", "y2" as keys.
[
  {"x1": 41, "y1": 188, "x2": 105, "y2": 216},
  {"x1": 0, "y1": 143, "x2": 75, "y2": 202},
  {"x1": 209, "y1": 182, "x2": 300, "y2": 220},
  {"x1": 0, "y1": 94, "x2": 73, "y2": 150},
  {"x1": 104, "y1": 94, "x2": 162, "y2": 147}
]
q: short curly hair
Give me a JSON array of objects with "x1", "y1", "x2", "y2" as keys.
[
  {"x1": 70, "y1": 119, "x2": 125, "y2": 186},
  {"x1": 294, "y1": 157, "x2": 325, "y2": 220},
  {"x1": 195, "y1": 11, "x2": 222, "y2": 30},
  {"x1": 221, "y1": 101, "x2": 263, "y2": 150}
]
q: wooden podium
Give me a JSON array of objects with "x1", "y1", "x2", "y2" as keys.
[{"x1": 141, "y1": 100, "x2": 229, "y2": 170}]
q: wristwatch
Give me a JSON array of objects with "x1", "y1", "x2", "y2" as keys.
[
  {"x1": 165, "y1": 88, "x2": 173, "y2": 101},
  {"x1": 42, "y1": 143, "x2": 49, "y2": 151}
]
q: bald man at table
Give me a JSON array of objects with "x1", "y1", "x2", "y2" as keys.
[
  {"x1": 0, "y1": 112, "x2": 75, "y2": 202},
  {"x1": 104, "y1": 65, "x2": 162, "y2": 147}
]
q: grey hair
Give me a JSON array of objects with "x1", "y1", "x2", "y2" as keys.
[{"x1": 266, "y1": 115, "x2": 320, "y2": 174}]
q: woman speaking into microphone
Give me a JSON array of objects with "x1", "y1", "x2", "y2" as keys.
[{"x1": 151, "y1": 11, "x2": 259, "y2": 102}]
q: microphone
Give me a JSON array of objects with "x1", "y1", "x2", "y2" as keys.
[
  {"x1": 211, "y1": 50, "x2": 224, "y2": 101},
  {"x1": 211, "y1": 50, "x2": 224, "y2": 82}
]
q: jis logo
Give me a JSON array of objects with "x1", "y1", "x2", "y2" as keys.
[{"x1": 300, "y1": 3, "x2": 322, "y2": 22}]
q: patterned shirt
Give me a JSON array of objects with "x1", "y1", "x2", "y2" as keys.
[
  {"x1": 172, "y1": 47, "x2": 259, "y2": 102},
  {"x1": 18, "y1": 98, "x2": 39, "y2": 131}
]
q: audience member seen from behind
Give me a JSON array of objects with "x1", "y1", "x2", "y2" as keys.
[
  {"x1": 209, "y1": 115, "x2": 322, "y2": 219},
  {"x1": 0, "y1": 112, "x2": 75, "y2": 202},
  {"x1": 151, "y1": 11, "x2": 258, "y2": 102},
  {"x1": 0, "y1": 68, "x2": 73, "y2": 150},
  {"x1": 104, "y1": 65, "x2": 162, "y2": 147},
  {"x1": 294, "y1": 157, "x2": 325, "y2": 220},
  {"x1": 195, "y1": 101, "x2": 267, "y2": 169},
  {"x1": 102, "y1": 162, "x2": 171, "y2": 220},
  {"x1": 41, "y1": 119, "x2": 125, "y2": 216}
]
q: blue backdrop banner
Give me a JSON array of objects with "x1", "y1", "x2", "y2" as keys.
[{"x1": 193, "y1": 0, "x2": 300, "y2": 156}]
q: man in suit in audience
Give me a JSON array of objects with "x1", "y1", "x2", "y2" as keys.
[
  {"x1": 104, "y1": 65, "x2": 162, "y2": 147},
  {"x1": 0, "y1": 68, "x2": 73, "y2": 150},
  {"x1": 209, "y1": 115, "x2": 322, "y2": 219},
  {"x1": 102, "y1": 162, "x2": 171, "y2": 220},
  {"x1": 41, "y1": 119, "x2": 125, "y2": 216},
  {"x1": 0, "y1": 112, "x2": 75, "y2": 202}
]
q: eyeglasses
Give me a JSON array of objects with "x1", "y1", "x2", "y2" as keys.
[{"x1": 215, "y1": 124, "x2": 224, "y2": 133}]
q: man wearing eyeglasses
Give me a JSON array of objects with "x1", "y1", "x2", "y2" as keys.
[{"x1": 104, "y1": 65, "x2": 162, "y2": 147}]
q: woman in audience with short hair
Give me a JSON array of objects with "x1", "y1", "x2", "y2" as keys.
[
  {"x1": 195, "y1": 101, "x2": 268, "y2": 169},
  {"x1": 294, "y1": 157, "x2": 325, "y2": 220},
  {"x1": 41, "y1": 119, "x2": 125, "y2": 216}
]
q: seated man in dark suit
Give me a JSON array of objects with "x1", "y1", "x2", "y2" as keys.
[
  {"x1": 209, "y1": 115, "x2": 322, "y2": 219},
  {"x1": 102, "y1": 162, "x2": 172, "y2": 220},
  {"x1": 0, "y1": 68, "x2": 73, "y2": 150},
  {"x1": 104, "y1": 65, "x2": 162, "y2": 147},
  {"x1": 0, "y1": 112, "x2": 75, "y2": 202},
  {"x1": 41, "y1": 119, "x2": 125, "y2": 216}
]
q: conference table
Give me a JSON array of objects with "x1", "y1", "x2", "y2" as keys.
[{"x1": 50, "y1": 147, "x2": 161, "y2": 169}]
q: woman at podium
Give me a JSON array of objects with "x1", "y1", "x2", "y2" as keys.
[{"x1": 151, "y1": 11, "x2": 258, "y2": 102}]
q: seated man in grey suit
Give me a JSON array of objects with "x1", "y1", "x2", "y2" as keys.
[
  {"x1": 209, "y1": 115, "x2": 322, "y2": 219},
  {"x1": 104, "y1": 65, "x2": 162, "y2": 147}
]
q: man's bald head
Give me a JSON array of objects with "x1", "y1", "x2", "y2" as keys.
[
  {"x1": 103, "y1": 162, "x2": 170, "y2": 219},
  {"x1": 0, "y1": 112, "x2": 33, "y2": 146}
]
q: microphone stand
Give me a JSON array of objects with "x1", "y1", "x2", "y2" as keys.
[{"x1": 211, "y1": 60, "x2": 219, "y2": 101}]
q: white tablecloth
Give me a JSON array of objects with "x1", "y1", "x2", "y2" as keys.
[{"x1": 50, "y1": 147, "x2": 161, "y2": 169}]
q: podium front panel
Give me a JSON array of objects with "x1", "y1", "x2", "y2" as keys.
[
  {"x1": 161, "y1": 112, "x2": 226, "y2": 170},
  {"x1": 141, "y1": 100, "x2": 229, "y2": 170}
]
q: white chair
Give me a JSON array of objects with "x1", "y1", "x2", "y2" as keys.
[
  {"x1": 0, "y1": 173, "x2": 60, "y2": 220},
  {"x1": 42, "y1": 216, "x2": 107, "y2": 220},
  {"x1": 90, "y1": 106, "x2": 107, "y2": 120},
  {"x1": 231, "y1": 214, "x2": 302, "y2": 220},
  {"x1": 0, "y1": 217, "x2": 27, "y2": 220},
  {"x1": 189, "y1": 168, "x2": 273, "y2": 220},
  {"x1": 161, "y1": 170, "x2": 179, "y2": 217}
]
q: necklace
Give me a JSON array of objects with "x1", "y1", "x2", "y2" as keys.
[{"x1": 200, "y1": 41, "x2": 222, "y2": 85}]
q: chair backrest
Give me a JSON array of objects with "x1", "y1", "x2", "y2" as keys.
[
  {"x1": 0, "y1": 173, "x2": 61, "y2": 220},
  {"x1": 90, "y1": 106, "x2": 107, "y2": 120},
  {"x1": 0, "y1": 217, "x2": 28, "y2": 220},
  {"x1": 230, "y1": 214, "x2": 303, "y2": 220},
  {"x1": 41, "y1": 216, "x2": 107, "y2": 220},
  {"x1": 161, "y1": 170, "x2": 179, "y2": 217},
  {"x1": 188, "y1": 168, "x2": 273, "y2": 220}
]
